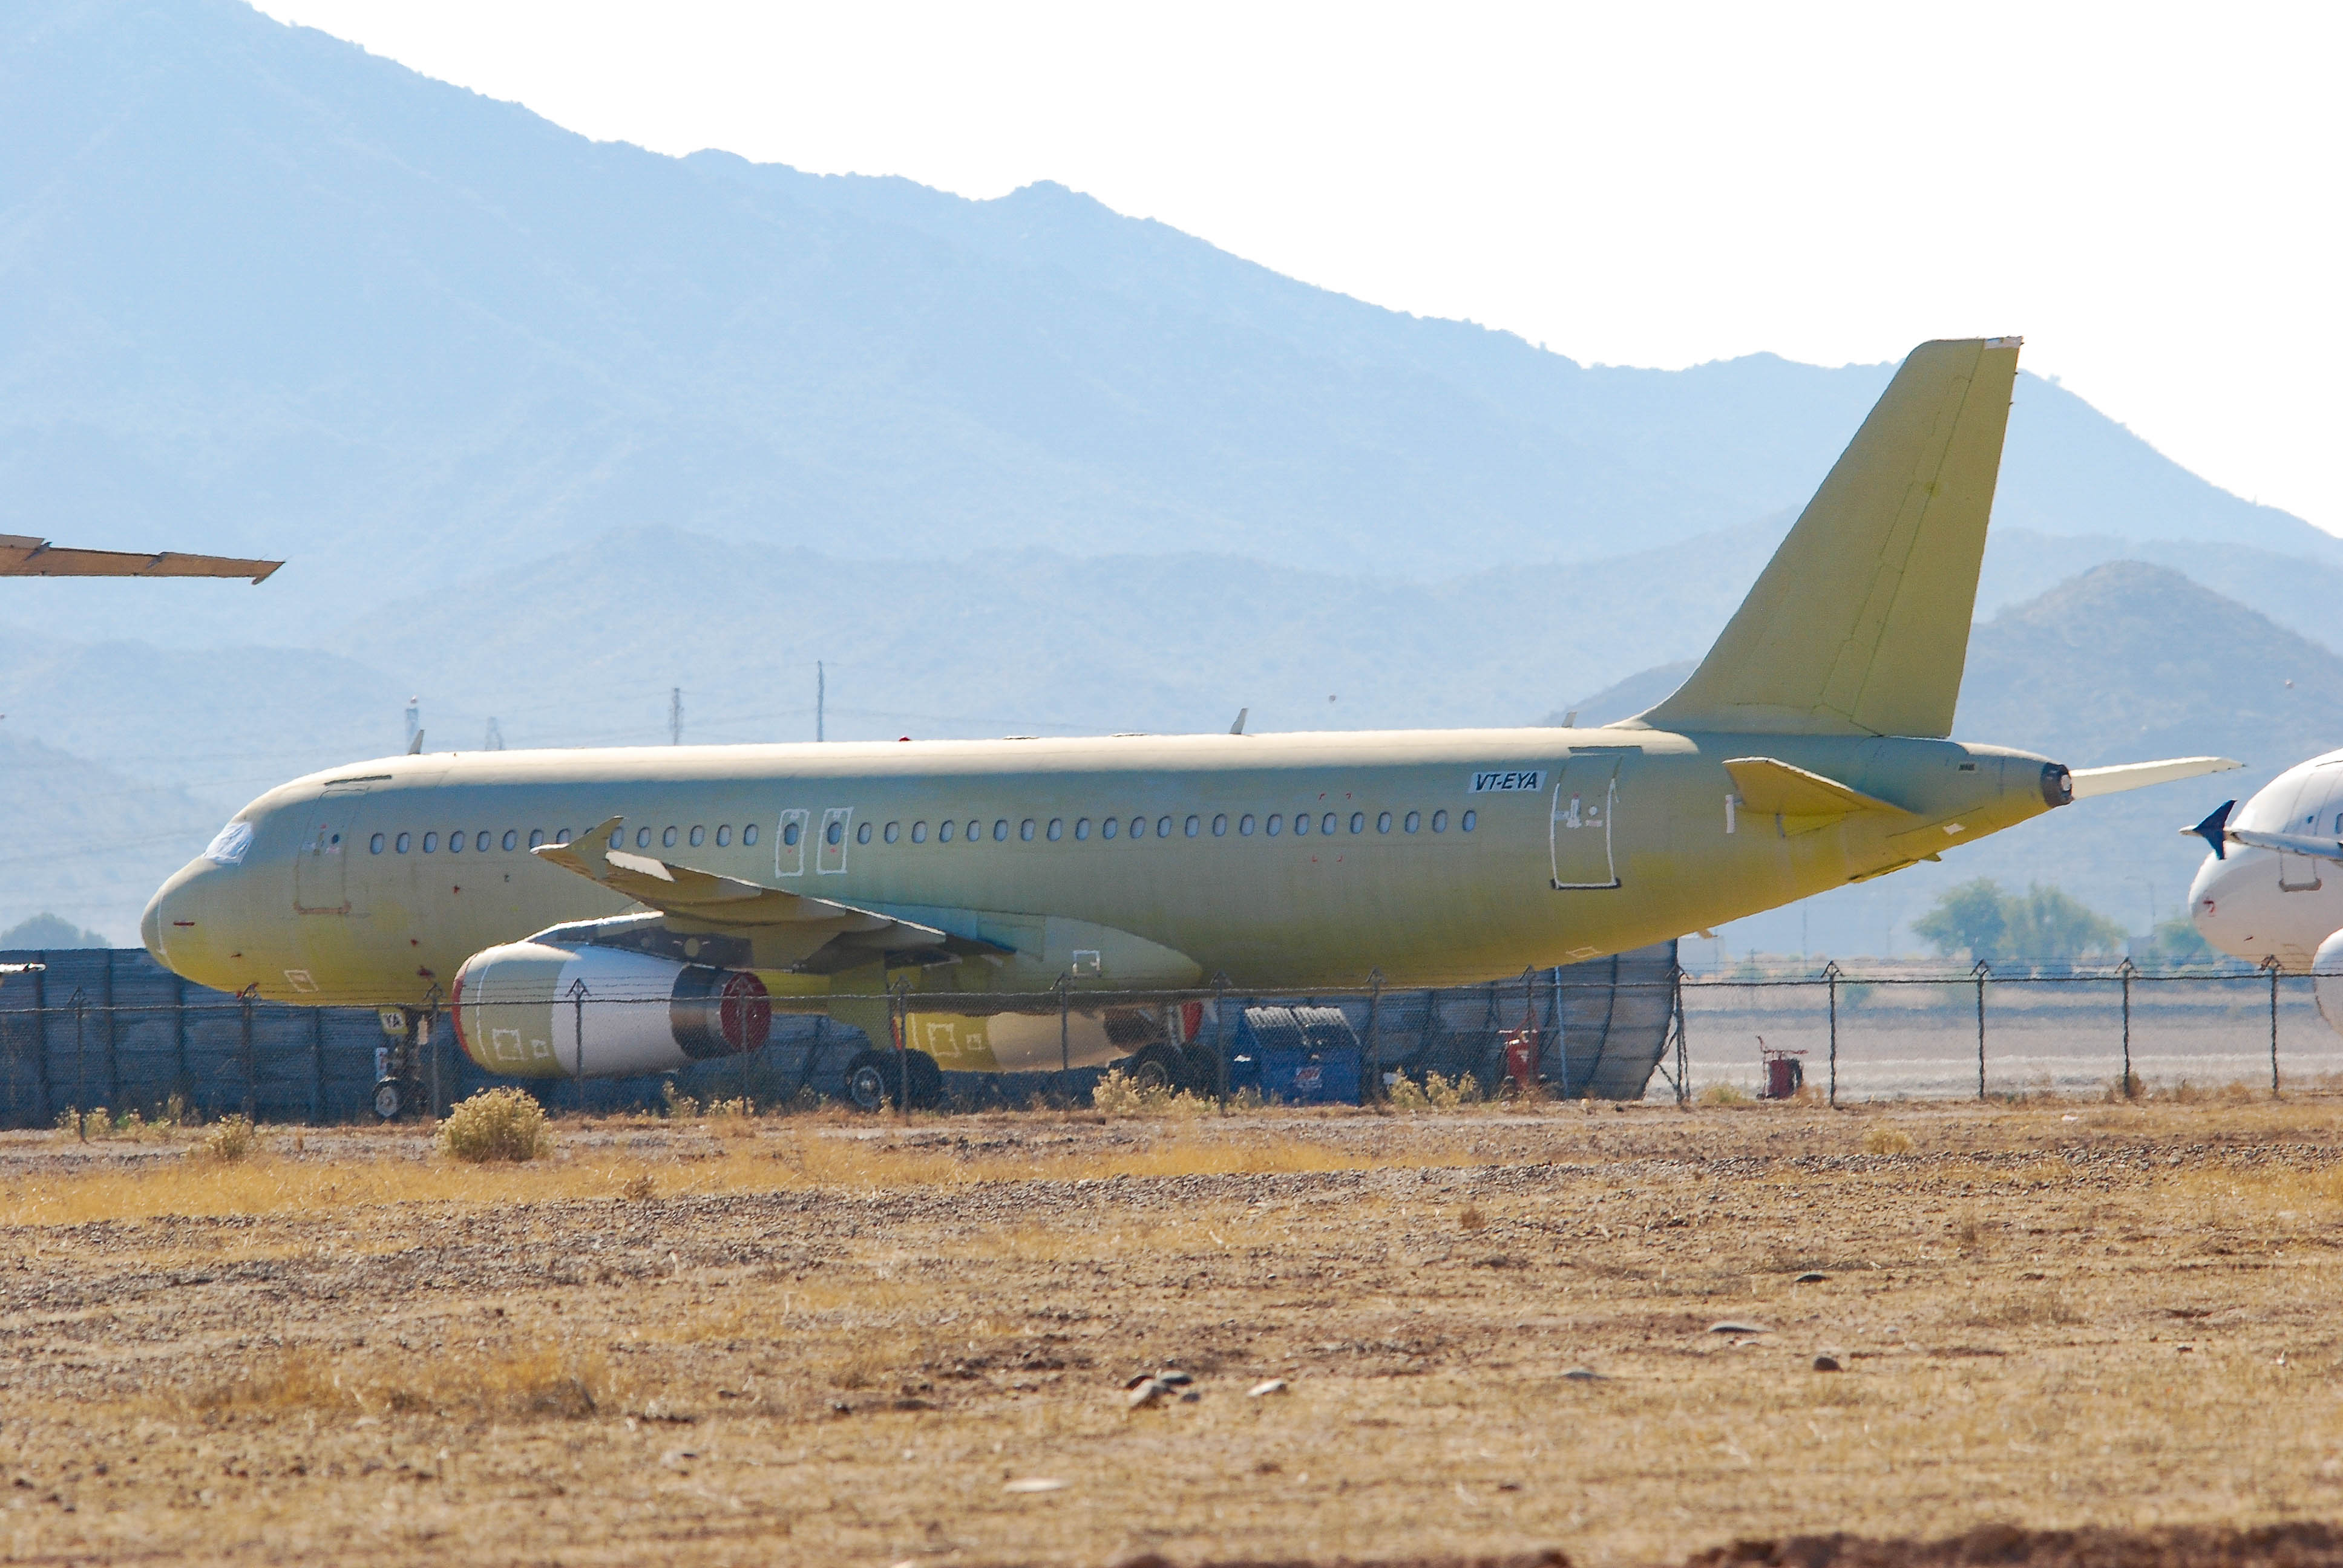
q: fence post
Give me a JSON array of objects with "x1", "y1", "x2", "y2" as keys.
[
  {"x1": 238, "y1": 985, "x2": 257, "y2": 1122},
  {"x1": 891, "y1": 979, "x2": 910, "y2": 1124},
  {"x1": 1213, "y1": 973, "x2": 1230, "y2": 1112},
  {"x1": 2118, "y1": 958, "x2": 2135, "y2": 1098},
  {"x1": 1671, "y1": 965, "x2": 1689, "y2": 1107},
  {"x1": 1971, "y1": 959, "x2": 1990, "y2": 1102},
  {"x1": 1057, "y1": 975, "x2": 1070, "y2": 1075},
  {"x1": 2265, "y1": 955, "x2": 2282, "y2": 1097},
  {"x1": 1822, "y1": 960, "x2": 1841, "y2": 1108},
  {"x1": 568, "y1": 977, "x2": 589, "y2": 1114},
  {"x1": 32, "y1": 959, "x2": 50, "y2": 1127},
  {"x1": 70, "y1": 987, "x2": 87, "y2": 1138},
  {"x1": 101, "y1": 951, "x2": 119, "y2": 1110},
  {"x1": 172, "y1": 973, "x2": 189, "y2": 1108},
  {"x1": 1366, "y1": 968, "x2": 1384, "y2": 1104}
]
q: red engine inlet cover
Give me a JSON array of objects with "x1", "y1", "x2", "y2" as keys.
[{"x1": 718, "y1": 970, "x2": 773, "y2": 1053}]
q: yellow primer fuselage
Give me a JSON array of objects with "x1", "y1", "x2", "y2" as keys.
[{"x1": 144, "y1": 725, "x2": 2060, "y2": 1015}]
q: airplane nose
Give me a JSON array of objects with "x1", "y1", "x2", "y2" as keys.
[{"x1": 140, "y1": 884, "x2": 166, "y2": 965}]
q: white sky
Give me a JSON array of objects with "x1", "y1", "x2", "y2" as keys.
[{"x1": 257, "y1": 0, "x2": 2343, "y2": 535}]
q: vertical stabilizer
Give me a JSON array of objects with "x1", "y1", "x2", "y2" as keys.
[{"x1": 1637, "y1": 337, "x2": 2021, "y2": 738}]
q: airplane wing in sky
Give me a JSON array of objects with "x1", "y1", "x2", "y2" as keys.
[{"x1": 0, "y1": 535, "x2": 281, "y2": 582}]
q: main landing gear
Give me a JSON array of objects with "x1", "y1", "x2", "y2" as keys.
[
  {"x1": 844, "y1": 1048, "x2": 942, "y2": 1112},
  {"x1": 373, "y1": 1007, "x2": 430, "y2": 1121}
]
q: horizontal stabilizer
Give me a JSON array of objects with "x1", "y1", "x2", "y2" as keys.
[
  {"x1": 2183, "y1": 800, "x2": 2235, "y2": 859},
  {"x1": 2070, "y1": 756, "x2": 2243, "y2": 800},
  {"x1": 1723, "y1": 757, "x2": 1910, "y2": 820}
]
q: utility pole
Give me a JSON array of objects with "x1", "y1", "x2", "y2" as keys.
[
  {"x1": 669, "y1": 687, "x2": 683, "y2": 746},
  {"x1": 817, "y1": 661, "x2": 825, "y2": 742}
]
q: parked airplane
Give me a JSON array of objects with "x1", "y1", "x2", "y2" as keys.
[
  {"x1": 2185, "y1": 751, "x2": 2343, "y2": 1027},
  {"x1": 141, "y1": 338, "x2": 2233, "y2": 1115}
]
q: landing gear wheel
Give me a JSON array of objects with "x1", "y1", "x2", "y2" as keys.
[
  {"x1": 843, "y1": 1051, "x2": 896, "y2": 1113},
  {"x1": 902, "y1": 1050, "x2": 943, "y2": 1109},
  {"x1": 1125, "y1": 1044, "x2": 1185, "y2": 1093},
  {"x1": 1179, "y1": 1044, "x2": 1221, "y2": 1095},
  {"x1": 371, "y1": 1078, "x2": 404, "y2": 1121}
]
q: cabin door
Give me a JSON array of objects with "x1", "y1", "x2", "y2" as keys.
[
  {"x1": 292, "y1": 783, "x2": 372, "y2": 915},
  {"x1": 1550, "y1": 756, "x2": 1622, "y2": 890}
]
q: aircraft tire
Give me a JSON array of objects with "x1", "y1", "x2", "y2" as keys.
[
  {"x1": 371, "y1": 1078, "x2": 404, "y2": 1121},
  {"x1": 1178, "y1": 1044, "x2": 1222, "y2": 1094},
  {"x1": 1125, "y1": 1044, "x2": 1184, "y2": 1094},
  {"x1": 843, "y1": 1051, "x2": 897, "y2": 1114},
  {"x1": 903, "y1": 1050, "x2": 943, "y2": 1109}
]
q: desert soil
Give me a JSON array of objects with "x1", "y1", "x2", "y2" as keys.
[{"x1": 6, "y1": 1094, "x2": 2343, "y2": 1566}]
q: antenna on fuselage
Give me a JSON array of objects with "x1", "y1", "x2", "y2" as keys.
[
  {"x1": 1229, "y1": 707, "x2": 1248, "y2": 736},
  {"x1": 817, "y1": 661, "x2": 825, "y2": 742}
]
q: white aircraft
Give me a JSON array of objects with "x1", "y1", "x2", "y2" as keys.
[{"x1": 2187, "y1": 750, "x2": 2343, "y2": 1025}]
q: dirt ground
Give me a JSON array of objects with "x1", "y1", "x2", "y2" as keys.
[{"x1": 7, "y1": 1092, "x2": 2343, "y2": 1566}]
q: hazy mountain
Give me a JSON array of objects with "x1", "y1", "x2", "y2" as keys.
[
  {"x1": 2, "y1": 0, "x2": 2331, "y2": 668},
  {"x1": 0, "y1": 729, "x2": 227, "y2": 944}
]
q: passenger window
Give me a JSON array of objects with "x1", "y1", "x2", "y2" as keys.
[
  {"x1": 856, "y1": 822, "x2": 873, "y2": 844},
  {"x1": 939, "y1": 820, "x2": 955, "y2": 843},
  {"x1": 423, "y1": 832, "x2": 438, "y2": 852},
  {"x1": 609, "y1": 829, "x2": 623, "y2": 849},
  {"x1": 555, "y1": 829, "x2": 572, "y2": 846},
  {"x1": 716, "y1": 825, "x2": 732, "y2": 846},
  {"x1": 1267, "y1": 814, "x2": 1282, "y2": 836},
  {"x1": 743, "y1": 824, "x2": 758, "y2": 846},
  {"x1": 1101, "y1": 817, "x2": 1117, "y2": 839},
  {"x1": 1237, "y1": 814, "x2": 1254, "y2": 836},
  {"x1": 475, "y1": 831, "x2": 490, "y2": 852},
  {"x1": 529, "y1": 829, "x2": 546, "y2": 848},
  {"x1": 1185, "y1": 815, "x2": 1201, "y2": 837},
  {"x1": 1431, "y1": 810, "x2": 1447, "y2": 832},
  {"x1": 1046, "y1": 818, "x2": 1062, "y2": 841},
  {"x1": 689, "y1": 825, "x2": 705, "y2": 847},
  {"x1": 1020, "y1": 819, "x2": 1036, "y2": 841},
  {"x1": 396, "y1": 832, "x2": 411, "y2": 854},
  {"x1": 827, "y1": 820, "x2": 844, "y2": 846},
  {"x1": 369, "y1": 833, "x2": 385, "y2": 854},
  {"x1": 968, "y1": 820, "x2": 981, "y2": 842},
  {"x1": 911, "y1": 822, "x2": 926, "y2": 843},
  {"x1": 1074, "y1": 818, "x2": 1090, "y2": 840},
  {"x1": 663, "y1": 826, "x2": 679, "y2": 848},
  {"x1": 1461, "y1": 810, "x2": 1476, "y2": 832},
  {"x1": 1378, "y1": 812, "x2": 1393, "y2": 833},
  {"x1": 1404, "y1": 811, "x2": 1420, "y2": 833},
  {"x1": 1293, "y1": 814, "x2": 1309, "y2": 836},
  {"x1": 884, "y1": 822, "x2": 900, "y2": 843},
  {"x1": 449, "y1": 831, "x2": 465, "y2": 854},
  {"x1": 1349, "y1": 812, "x2": 1365, "y2": 834},
  {"x1": 782, "y1": 822, "x2": 801, "y2": 848},
  {"x1": 503, "y1": 829, "x2": 519, "y2": 851},
  {"x1": 994, "y1": 820, "x2": 1009, "y2": 841},
  {"x1": 1322, "y1": 813, "x2": 1337, "y2": 835},
  {"x1": 637, "y1": 827, "x2": 653, "y2": 849}
]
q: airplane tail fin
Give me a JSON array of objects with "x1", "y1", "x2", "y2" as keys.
[{"x1": 1636, "y1": 337, "x2": 2022, "y2": 738}]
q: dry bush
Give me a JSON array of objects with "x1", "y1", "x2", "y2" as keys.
[
  {"x1": 661, "y1": 1082, "x2": 700, "y2": 1119},
  {"x1": 438, "y1": 1087, "x2": 551, "y2": 1163},
  {"x1": 1863, "y1": 1126, "x2": 1916, "y2": 1155},
  {"x1": 620, "y1": 1170, "x2": 658, "y2": 1202},
  {"x1": 190, "y1": 1341, "x2": 615, "y2": 1420},
  {"x1": 1386, "y1": 1071, "x2": 1478, "y2": 1112},
  {"x1": 1091, "y1": 1070, "x2": 1214, "y2": 1119},
  {"x1": 1458, "y1": 1202, "x2": 1488, "y2": 1232},
  {"x1": 201, "y1": 1114, "x2": 257, "y2": 1163},
  {"x1": 702, "y1": 1096, "x2": 759, "y2": 1135},
  {"x1": 1699, "y1": 1082, "x2": 1750, "y2": 1106}
]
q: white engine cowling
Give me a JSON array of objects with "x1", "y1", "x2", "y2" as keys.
[
  {"x1": 453, "y1": 940, "x2": 772, "y2": 1079},
  {"x1": 2316, "y1": 929, "x2": 2343, "y2": 1039}
]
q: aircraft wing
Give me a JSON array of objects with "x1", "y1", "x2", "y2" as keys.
[
  {"x1": 0, "y1": 534, "x2": 281, "y2": 583},
  {"x1": 2227, "y1": 828, "x2": 2343, "y2": 864},
  {"x1": 2069, "y1": 756, "x2": 2243, "y2": 799},
  {"x1": 531, "y1": 817, "x2": 977, "y2": 970}
]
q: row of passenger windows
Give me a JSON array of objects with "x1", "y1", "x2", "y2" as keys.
[
  {"x1": 794, "y1": 808, "x2": 1477, "y2": 848},
  {"x1": 369, "y1": 810, "x2": 1475, "y2": 856},
  {"x1": 368, "y1": 823, "x2": 762, "y2": 855}
]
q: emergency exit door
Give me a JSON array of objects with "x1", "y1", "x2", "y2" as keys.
[{"x1": 1550, "y1": 756, "x2": 1622, "y2": 890}]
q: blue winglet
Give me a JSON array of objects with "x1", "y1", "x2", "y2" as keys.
[{"x1": 2184, "y1": 800, "x2": 2235, "y2": 860}]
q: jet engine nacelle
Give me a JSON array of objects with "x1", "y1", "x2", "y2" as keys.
[
  {"x1": 453, "y1": 939, "x2": 772, "y2": 1080},
  {"x1": 2316, "y1": 930, "x2": 2343, "y2": 1040}
]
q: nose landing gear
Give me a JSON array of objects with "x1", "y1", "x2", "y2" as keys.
[{"x1": 372, "y1": 1008, "x2": 434, "y2": 1120}]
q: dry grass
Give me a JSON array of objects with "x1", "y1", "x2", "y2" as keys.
[
  {"x1": 1861, "y1": 1124, "x2": 1916, "y2": 1154},
  {"x1": 10, "y1": 1091, "x2": 2343, "y2": 1566}
]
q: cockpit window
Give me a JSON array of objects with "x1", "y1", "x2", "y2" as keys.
[{"x1": 203, "y1": 821, "x2": 254, "y2": 866}]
